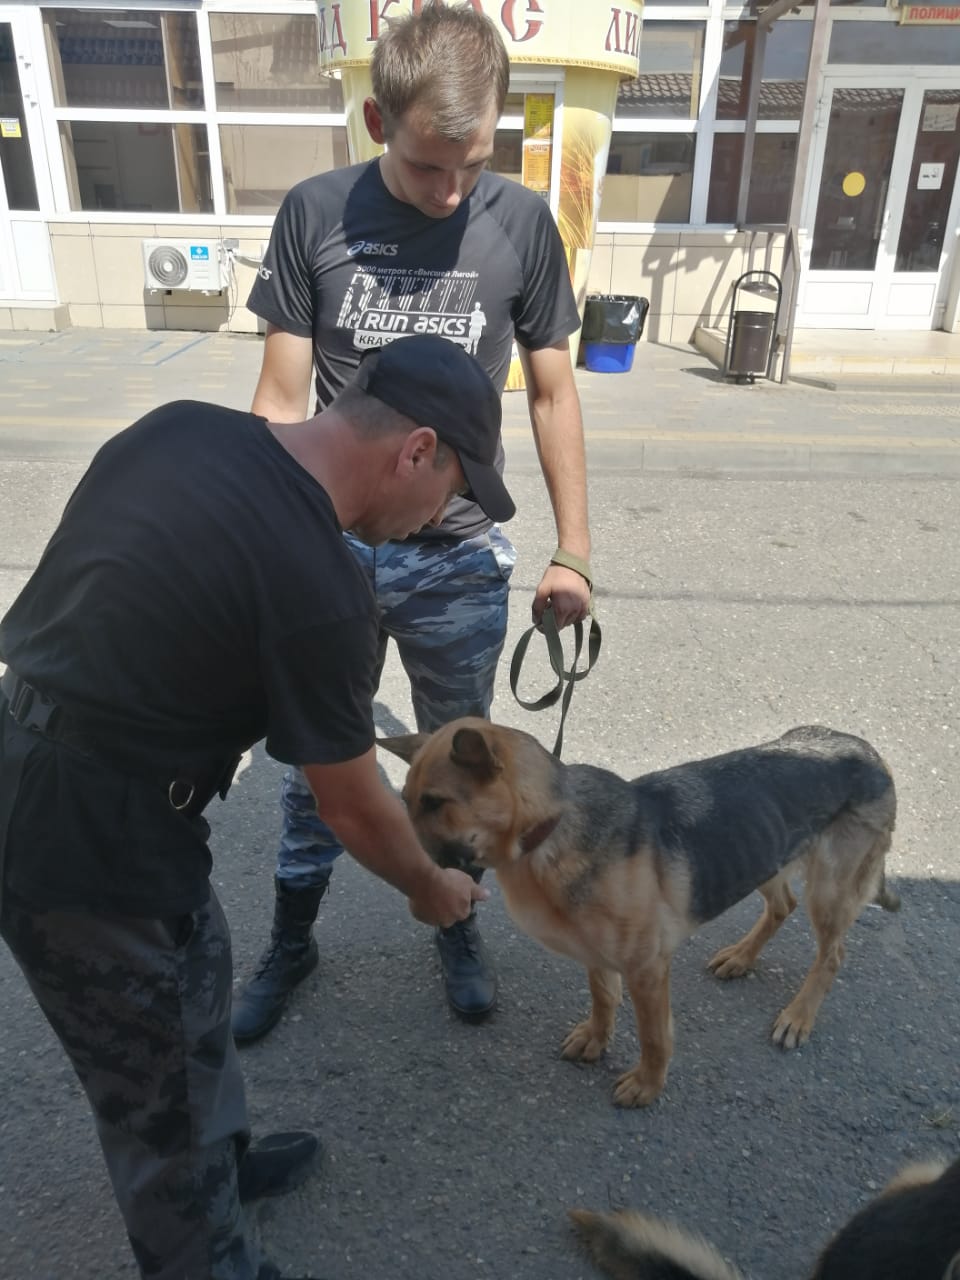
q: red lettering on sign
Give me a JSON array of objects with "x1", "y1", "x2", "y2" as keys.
[
  {"x1": 318, "y1": 4, "x2": 347, "y2": 58},
  {"x1": 368, "y1": 1, "x2": 403, "y2": 43},
  {"x1": 502, "y1": 0, "x2": 544, "y2": 43},
  {"x1": 606, "y1": 7, "x2": 642, "y2": 55}
]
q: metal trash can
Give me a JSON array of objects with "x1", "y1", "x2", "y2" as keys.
[
  {"x1": 581, "y1": 294, "x2": 649, "y2": 373},
  {"x1": 722, "y1": 272, "x2": 782, "y2": 384},
  {"x1": 728, "y1": 310, "x2": 775, "y2": 378}
]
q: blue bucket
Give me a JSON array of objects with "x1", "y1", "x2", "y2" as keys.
[{"x1": 584, "y1": 342, "x2": 636, "y2": 373}]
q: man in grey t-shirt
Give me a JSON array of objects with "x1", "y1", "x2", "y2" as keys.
[{"x1": 236, "y1": 1, "x2": 593, "y2": 1041}]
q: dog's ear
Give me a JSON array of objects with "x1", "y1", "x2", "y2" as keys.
[
  {"x1": 450, "y1": 726, "x2": 502, "y2": 780},
  {"x1": 377, "y1": 733, "x2": 429, "y2": 763}
]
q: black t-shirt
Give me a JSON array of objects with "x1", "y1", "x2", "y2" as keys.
[
  {"x1": 247, "y1": 161, "x2": 581, "y2": 540},
  {"x1": 0, "y1": 401, "x2": 379, "y2": 914}
]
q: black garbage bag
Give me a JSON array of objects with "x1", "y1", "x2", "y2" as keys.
[{"x1": 581, "y1": 294, "x2": 649, "y2": 345}]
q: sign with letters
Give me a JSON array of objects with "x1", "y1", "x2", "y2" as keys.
[
  {"x1": 318, "y1": 1, "x2": 644, "y2": 78},
  {"x1": 918, "y1": 162, "x2": 945, "y2": 189}
]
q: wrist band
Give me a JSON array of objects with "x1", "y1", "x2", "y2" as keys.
[{"x1": 550, "y1": 547, "x2": 592, "y2": 590}]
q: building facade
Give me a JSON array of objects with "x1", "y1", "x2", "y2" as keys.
[{"x1": 1, "y1": 0, "x2": 959, "y2": 341}]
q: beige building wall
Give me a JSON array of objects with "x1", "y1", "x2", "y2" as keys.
[
  {"x1": 4, "y1": 225, "x2": 785, "y2": 341},
  {"x1": 586, "y1": 229, "x2": 786, "y2": 345},
  {"x1": 40, "y1": 224, "x2": 274, "y2": 334}
]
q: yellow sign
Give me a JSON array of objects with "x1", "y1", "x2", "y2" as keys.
[
  {"x1": 524, "y1": 92, "x2": 555, "y2": 140},
  {"x1": 1, "y1": 118, "x2": 22, "y2": 139},
  {"x1": 842, "y1": 171, "x2": 866, "y2": 197},
  {"x1": 521, "y1": 92, "x2": 554, "y2": 195},
  {"x1": 898, "y1": 3, "x2": 960, "y2": 21},
  {"x1": 318, "y1": 1, "x2": 643, "y2": 78}
]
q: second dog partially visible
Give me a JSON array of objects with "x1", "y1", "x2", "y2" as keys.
[
  {"x1": 570, "y1": 1155, "x2": 960, "y2": 1279},
  {"x1": 380, "y1": 721, "x2": 898, "y2": 1107}
]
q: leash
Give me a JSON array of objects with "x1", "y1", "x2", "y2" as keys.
[{"x1": 509, "y1": 601, "x2": 602, "y2": 758}]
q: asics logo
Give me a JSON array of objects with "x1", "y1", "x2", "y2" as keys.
[
  {"x1": 347, "y1": 241, "x2": 399, "y2": 257},
  {"x1": 257, "y1": 265, "x2": 272, "y2": 281}
]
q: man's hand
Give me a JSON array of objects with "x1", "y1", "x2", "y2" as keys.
[
  {"x1": 532, "y1": 563, "x2": 592, "y2": 628},
  {"x1": 407, "y1": 863, "x2": 489, "y2": 928}
]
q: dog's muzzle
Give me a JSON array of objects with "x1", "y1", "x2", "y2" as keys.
[{"x1": 432, "y1": 839, "x2": 484, "y2": 875}]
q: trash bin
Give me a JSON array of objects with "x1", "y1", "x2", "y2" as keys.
[
  {"x1": 721, "y1": 271, "x2": 782, "y2": 384},
  {"x1": 581, "y1": 294, "x2": 649, "y2": 373},
  {"x1": 728, "y1": 310, "x2": 775, "y2": 379}
]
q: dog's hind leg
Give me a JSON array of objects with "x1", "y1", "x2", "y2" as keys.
[
  {"x1": 708, "y1": 869, "x2": 798, "y2": 979},
  {"x1": 561, "y1": 967, "x2": 622, "y2": 1063},
  {"x1": 772, "y1": 818, "x2": 890, "y2": 1050}
]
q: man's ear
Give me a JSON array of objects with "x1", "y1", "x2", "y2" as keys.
[
  {"x1": 397, "y1": 427, "x2": 438, "y2": 476},
  {"x1": 363, "y1": 98, "x2": 386, "y2": 145}
]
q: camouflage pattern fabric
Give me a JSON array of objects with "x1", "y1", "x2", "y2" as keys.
[
  {"x1": 0, "y1": 891, "x2": 259, "y2": 1279},
  {"x1": 276, "y1": 527, "x2": 516, "y2": 888}
]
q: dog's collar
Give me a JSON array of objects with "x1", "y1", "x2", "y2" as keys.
[{"x1": 519, "y1": 814, "x2": 562, "y2": 855}]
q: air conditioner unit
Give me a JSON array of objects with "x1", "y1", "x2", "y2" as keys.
[{"x1": 142, "y1": 239, "x2": 224, "y2": 292}]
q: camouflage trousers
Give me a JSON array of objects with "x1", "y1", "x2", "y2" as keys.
[
  {"x1": 0, "y1": 891, "x2": 259, "y2": 1279},
  {"x1": 277, "y1": 526, "x2": 517, "y2": 888}
]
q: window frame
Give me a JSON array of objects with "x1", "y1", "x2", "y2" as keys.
[{"x1": 33, "y1": 0, "x2": 348, "y2": 222}]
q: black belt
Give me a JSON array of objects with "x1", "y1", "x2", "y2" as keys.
[{"x1": 1, "y1": 668, "x2": 238, "y2": 815}]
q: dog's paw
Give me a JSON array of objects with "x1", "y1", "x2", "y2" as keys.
[
  {"x1": 771, "y1": 1003, "x2": 814, "y2": 1050},
  {"x1": 612, "y1": 1066, "x2": 665, "y2": 1108},
  {"x1": 561, "y1": 1020, "x2": 610, "y2": 1062},
  {"x1": 707, "y1": 944, "x2": 754, "y2": 979}
]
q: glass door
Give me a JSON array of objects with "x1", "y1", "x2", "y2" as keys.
[
  {"x1": 0, "y1": 8, "x2": 55, "y2": 300},
  {"x1": 798, "y1": 76, "x2": 960, "y2": 330},
  {"x1": 895, "y1": 89, "x2": 960, "y2": 275}
]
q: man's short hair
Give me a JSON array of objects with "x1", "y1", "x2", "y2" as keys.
[
  {"x1": 335, "y1": 384, "x2": 454, "y2": 474},
  {"x1": 371, "y1": 1, "x2": 509, "y2": 143}
]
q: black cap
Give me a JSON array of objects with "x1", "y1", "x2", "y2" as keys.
[{"x1": 353, "y1": 335, "x2": 515, "y2": 523}]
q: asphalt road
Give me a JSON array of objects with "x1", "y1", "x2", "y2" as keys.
[{"x1": 1, "y1": 448, "x2": 959, "y2": 1279}]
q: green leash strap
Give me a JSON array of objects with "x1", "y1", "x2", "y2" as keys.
[{"x1": 508, "y1": 602, "x2": 602, "y2": 758}]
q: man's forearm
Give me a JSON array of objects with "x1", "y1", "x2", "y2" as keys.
[
  {"x1": 310, "y1": 779, "x2": 440, "y2": 900},
  {"x1": 531, "y1": 400, "x2": 591, "y2": 559}
]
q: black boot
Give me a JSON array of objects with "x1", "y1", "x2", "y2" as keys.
[
  {"x1": 238, "y1": 1131, "x2": 322, "y2": 1203},
  {"x1": 232, "y1": 878, "x2": 327, "y2": 1044},
  {"x1": 435, "y1": 909, "x2": 497, "y2": 1019}
]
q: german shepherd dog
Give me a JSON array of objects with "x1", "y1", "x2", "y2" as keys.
[
  {"x1": 379, "y1": 720, "x2": 898, "y2": 1107},
  {"x1": 570, "y1": 1155, "x2": 960, "y2": 1279}
]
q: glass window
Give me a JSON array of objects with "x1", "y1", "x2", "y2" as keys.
[
  {"x1": 896, "y1": 89, "x2": 960, "y2": 272},
  {"x1": 0, "y1": 22, "x2": 40, "y2": 210},
  {"x1": 600, "y1": 132, "x2": 695, "y2": 221},
  {"x1": 220, "y1": 124, "x2": 347, "y2": 214},
  {"x1": 707, "y1": 133, "x2": 797, "y2": 223},
  {"x1": 209, "y1": 14, "x2": 342, "y2": 111},
  {"x1": 828, "y1": 22, "x2": 960, "y2": 66},
  {"x1": 810, "y1": 87, "x2": 903, "y2": 271},
  {"x1": 616, "y1": 23, "x2": 705, "y2": 119},
  {"x1": 491, "y1": 128, "x2": 522, "y2": 182},
  {"x1": 43, "y1": 8, "x2": 202, "y2": 108},
  {"x1": 59, "y1": 121, "x2": 212, "y2": 213},
  {"x1": 717, "y1": 20, "x2": 811, "y2": 120}
]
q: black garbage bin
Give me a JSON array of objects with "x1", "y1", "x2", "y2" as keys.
[
  {"x1": 581, "y1": 294, "x2": 649, "y2": 373},
  {"x1": 727, "y1": 309, "x2": 776, "y2": 381},
  {"x1": 721, "y1": 271, "x2": 782, "y2": 384}
]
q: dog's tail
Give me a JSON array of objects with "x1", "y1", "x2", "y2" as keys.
[{"x1": 569, "y1": 1208, "x2": 744, "y2": 1280}]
